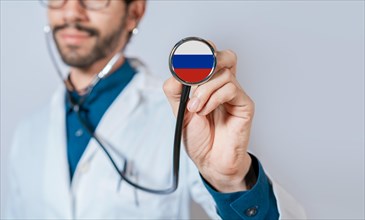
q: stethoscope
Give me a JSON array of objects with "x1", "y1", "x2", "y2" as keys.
[{"x1": 44, "y1": 25, "x2": 216, "y2": 194}]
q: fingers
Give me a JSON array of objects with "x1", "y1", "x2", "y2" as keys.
[
  {"x1": 187, "y1": 68, "x2": 249, "y2": 116},
  {"x1": 215, "y1": 49, "x2": 237, "y2": 74},
  {"x1": 207, "y1": 40, "x2": 237, "y2": 74},
  {"x1": 206, "y1": 40, "x2": 217, "y2": 51},
  {"x1": 197, "y1": 82, "x2": 238, "y2": 116},
  {"x1": 187, "y1": 68, "x2": 237, "y2": 112}
]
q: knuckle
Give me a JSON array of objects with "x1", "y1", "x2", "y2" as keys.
[
  {"x1": 221, "y1": 69, "x2": 233, "y2": 81},
  {"x1": 211, "y1": 94, "x2": 222, "y2": 106},
  {"x1": 250, "y1": 99, "x2": 255, "y2": 110},
  {"x1": 194, "y1": 87, "x2": 205, "y2": 99},
  {"x1": 246, "y1": 99, "x2": 255, "y2": 119},
  {"x1": 162, "y1": 78, "x2": 174, "y2": 95},
  {"x1": 216, "y1": 60, "x2": 224, "y2": 70},
  {"x1": 227, "y1": 82, "x2": 237, "y2": 92},
  {"x1": 225, "y1": 82, "x2": 237, "y2": 98},
  {"x1": 246, "y1": 111, "x2": 255, "y2": 121},
  {"x1": 226, "y1": 49, "x2": 237, "y2": 61},
  {"x1": 221, "y1": 69, "x2": 230, "y2": 80}
]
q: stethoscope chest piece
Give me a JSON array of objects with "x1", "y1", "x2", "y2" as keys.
[{"x1": 169, "y1": 37, "x2": 216, "y2": 86}]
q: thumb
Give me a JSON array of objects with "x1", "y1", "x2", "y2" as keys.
[{"x1": 163, "y1": 77, "x2": 184, "y2": 117}]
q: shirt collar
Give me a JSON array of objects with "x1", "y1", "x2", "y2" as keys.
[{"x1": 65, "y1": 59, "x2": 136, "y2": 112}]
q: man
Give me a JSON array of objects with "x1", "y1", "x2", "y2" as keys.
[{"x1": 5, "y1": 0, "x2": 306, "y2": 219}]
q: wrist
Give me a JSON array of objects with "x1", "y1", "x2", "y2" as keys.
[{"x1": 202, "y1": 153, "x2": 255, "y2": 193}]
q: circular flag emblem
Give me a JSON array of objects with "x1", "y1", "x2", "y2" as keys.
[{"x1": 169, "y1": 37, "x2": 216, "y2": 85}]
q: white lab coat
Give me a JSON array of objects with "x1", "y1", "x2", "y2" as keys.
[{"x1": 5, "y1": 59, "x2": 306, "y2": 219}]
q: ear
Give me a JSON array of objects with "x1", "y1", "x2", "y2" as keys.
[{"x1": 125, "y1": 0, "x2": 146, "y2": 32}]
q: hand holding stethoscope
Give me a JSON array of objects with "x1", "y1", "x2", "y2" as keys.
[{"x1": 166, "y1": 40, "x2": 256, "y2": 192}]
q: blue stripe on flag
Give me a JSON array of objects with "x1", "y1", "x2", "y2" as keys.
[{"x1": 172, "y1": 55, "x2": 214, "y2": 69}]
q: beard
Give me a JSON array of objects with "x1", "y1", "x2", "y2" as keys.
[{"x1": 53, "y1": 21, "x2": 125, "y2": 68}]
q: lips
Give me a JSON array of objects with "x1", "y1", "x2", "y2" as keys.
[{"x1": 58, "y1": 29, "x2": 93, "y2": 45}]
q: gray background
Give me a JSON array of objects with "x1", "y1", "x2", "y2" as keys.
[{"x1": 1, "y1": 1, "x2": 364, "y2": 219}]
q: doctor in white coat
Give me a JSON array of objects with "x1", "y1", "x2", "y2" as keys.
[{"x1": 5, "y1": 0, "x2": 306, "y2": 219}]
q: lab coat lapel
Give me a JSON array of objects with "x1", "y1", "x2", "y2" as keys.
[
  {"x1": 78, "y1": 59, "x2": 148, "y2": 166},
  {"x1": 43, "y1": 86, "x2": 73, "y2": 219},
  {"x1": 76, "y1": 70, "x2": 143, "y2": 174},
  {"x1": 96, "y1": 73, "x2": 141, "y2": 136}
]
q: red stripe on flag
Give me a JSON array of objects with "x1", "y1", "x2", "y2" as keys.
[{"x1": 174, "y1": 68, "x2": 212, "y2": 83}]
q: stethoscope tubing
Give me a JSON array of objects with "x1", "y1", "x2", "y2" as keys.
[{"x1": 44, "y1": 25, "x2": 189, "y2": 194}]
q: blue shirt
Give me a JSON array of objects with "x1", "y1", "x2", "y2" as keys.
[
  {"x1": 65, "y1": 59, "x2": 279, "y2": 219},
  {"x1": 65, "y1": 59, "x2": 136, "y2": 179}
]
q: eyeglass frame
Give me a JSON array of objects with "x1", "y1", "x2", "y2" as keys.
[{"x1": 39, "y1": 0, "x2": 111, "y2": 11}]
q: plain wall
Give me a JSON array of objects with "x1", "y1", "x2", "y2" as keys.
[{"x1": 1, "y1": 1, "x2": 364, "y2": 219}]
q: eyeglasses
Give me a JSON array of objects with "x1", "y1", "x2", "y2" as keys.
[{"x1": 40, "y1": 0, "x2": 111, "y2": 11}]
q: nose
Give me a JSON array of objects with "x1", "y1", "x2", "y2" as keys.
[{"x1": 62, "y1": 0, "x2": 88, "y2": 24}]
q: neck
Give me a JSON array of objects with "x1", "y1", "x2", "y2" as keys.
[{"x1": 68, "y1": 53, "x2": 126, "y2": 93}]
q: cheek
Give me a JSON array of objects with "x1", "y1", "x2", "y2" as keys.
[
  {"x1": 90, "y1": 11, "x2": 122, "y2": 27},
  {"x1": 89, "y1": 12, "x2": 125, "y2": 36},
  {"x1": 47, "y1": 10, "x2": 61, "y2": 27}
]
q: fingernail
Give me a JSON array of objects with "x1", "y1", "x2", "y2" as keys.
[{"x1": 188, "y1": 97, "x2": 200, "y2": 112}]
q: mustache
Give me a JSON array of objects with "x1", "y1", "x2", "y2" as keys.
[{"x1": 53, "y1": 23, "x2": 99, "y2": 36}]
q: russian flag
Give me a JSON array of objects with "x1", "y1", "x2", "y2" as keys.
[{"x1": 171, "y1": 40, "x2": 215, "y2": 84}]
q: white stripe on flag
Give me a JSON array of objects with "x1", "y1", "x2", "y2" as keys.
[{"x1": 174, "y1": 40, "x2": 213, "y2": 55}]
